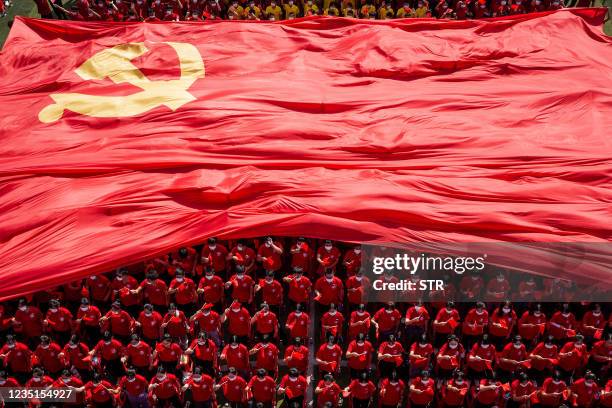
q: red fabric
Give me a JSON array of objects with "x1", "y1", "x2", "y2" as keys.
[{"x1": 0, "y1": 11, "x2": 611, "y2": 300}]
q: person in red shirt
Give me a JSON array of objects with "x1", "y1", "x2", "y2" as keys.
[
  {"x1": 44, "y1": 299, "x2": 73, "y2": 345},
  {"x1": 316, "y1": 240, "x2": 341, "y2": 275},
  {"x1": 61, "y1": 334, "x2": 91, "y2": 382},
  {"x1": 12, "y1": 298, "x2": 44, "y2": 346},
  {"x1": 347, "y1": 304, "x2": 370, "y2": 341},
  {"x1": 169, "y1": 268, "x2": 197, "y2": 316},
  {"x1": 344, "y1": 372, "x2": 376, "y2": 408},
  {"x1": 123, "y1": 334, "x2": 152, "y2": 378},
  {"x1": 459, "y1": 274, "x2": 485, "y2": 302},
  {"x1": 462, "y1": 301, "x2": 488, "y2": 351},
  {"x1": 100, "y1": 300, "x2": 134, "y2": 343},
  {"x1": 182, "y1": 366, "x2": 215, "y2": 407},
  {"x1": 320, "y1": 304, "x2": 344, "y2": 342},
  {"x1": 582, "y1": 303, "x2": 606, "y2": 343},
  {"x1": 549, "y1": 303, "x2": 577, "y2": 341},
  {"x1": 0, "y1": 370, "x2": 20, "y2": 391},
  {"x1": 489, "y1": 301, "x2": 517, "y2": 350},
  {"x1": 486, "y1": 272, "x2": 510, "y2": 300},
  {"x1": 433, "y1": 301, "x2": 461, "y2": 348},
  {"x1": 538, "y1": 370, "x2": 569, "y2": 407},
  {"x1": 497, "y1": 335, "x2": 528, "y2": 383},
  {"x1": 214, "y1": 367, "x2": 247, "y2": 406},
  {"x1": 26, "y1": 367, "x2": 56, "y2": 407},
  {"x1": 378, "y1": 334, "x2": 404, "y2": 378},
  {"x1": 190, "y1": 303, "x2": 222, "y2": 347},
  {"x1": 162, "y1": 303, "x2": 190, "y2": 340},
  {"x1": 172, "y1": 246, "x2": 198, "y2": 277},
  {"x1": 201, "y1": 237, "x2": 229, "y2": 278},
  {"x1": 136, "y1": 303, "x2": 163, "y2": 343},
  {"x1": 222, "y1": 301, "x2": 251, "y2": 344},
  {"x1": 197, "y1": 269, "x2": 225, "y2": 311},
  {"x1": 570, "y1": 372, "x2": 599, "y2": 408},
  {"x1": 257, "y1": 236, "x2": 284, "y2": 274},
  {"x1": 290, "y1": 237, "x2": 314, "y2": 277},
  {"x1": 149, "y1": 366, "x2": 182, "y2": 407},
  {"x1": 437, "y1": 335, "x2": 465, "y2": 379},
  {"x1": 34, "y1": 335, "x2": 65, "y2": 377},
  {"x1": 110, "y1": 269, "x2": 140, "y2": 315},
  {"x1": 118, "y1": 368, "x2": 149, "y2": 408},
  {"x1": 409, "y1": 370, "x2": 435, "y2": 408},
  {"x1": 84, "y1": 372, "x2": 118, "y2": 407},
  {"x1": 558, "y1": 334, "x2": 588, "y2": 378},
  {"x1": 467, "y1": 335, "x2": 496, "y2": 380},
  {"x1": 529, "y1": 335, "x2": 558, "y2": 384},
  {"x1": 75, "y1": 297, "x2": 101, "y2": 343},
  {"x1": 185, "y1": 331, "x2": 218, "y2": 377},
  {"x1": 251, "y1": 303, "x2": 279, "y2": 339},
  {"x1": 226, "y1": 266, "x2": 255, "y2": 305},
  {"x1": 379, "y1": 370, "x2": 405, "y2": 408},
  {"x1": 345, "y1": 269, "x2": 369, "y2": 309},
  {"x1": 285, "y1": 304, "x2": 309, "y2": 341},
  {"x1": 314, "y1": 271, "x2": 344, "y2": 307},
  {"x1": 441, "y1": 370, "x2": 469, "y2": 407},
  {"x1": 255, "y1": 272, "x2": 283, "y2": 313},
  {"x1": 510, "y1": 372, "x2": 537, "y2": 408},
  {"x1": 510, "y1": 0, "x2": 526, "y2": 13},
  {"x1": 135, "y1": 271, "x2": 168, "y2": 313},
  {"x1": 403, "y1": 301, "x2": 430, "y2": 345},
  {"x1": 316, "y1": 336, "x2": 343, "y2": 376},
  {"x1": 518, "y1": 304, "x2": 547, "y2": 347},
  {"x1": 221, "y1": 336, "x2": 250, "y2": 378},
  {"x1": 279, "y1": 368, "x2": 308, "y2": 408},
  {"x1": 91, "y1": 331, "x2": 124, "y2": 381},
  {"x1": 0, "y1": 335, "x2": 33, "y2": 384},
  {"x1": 409, "y1": 334, "x2": 434, "y2": 378},
  {"x1": 345, "y1": 333, "x2": 374, "y2": 379},
  {"x1": 473, "y1": 372, "x2": 503, "y2": 408},
  {"x1": 315, "y1": 374, "x2": 342, "y2": 408},
  {"x1": 153, "y1": 333, "x2": 183, "y2": 375},
  {"x1": 343, "y1": 246, "x2": 362, "y2": 277},
  {"x1": 283, "y1": 268, "x2": 312, "y2": 309},
  {"x1": 372, "y1": 302, "x2": 402, "y2": 342},
  {"x1": 229, "y1": 239, "x2": 257, "y2": 276},
  {"x1": 284, "y1": 337, "x2": 309, "y2": 374},
  {"x1": 86, "y1": 274, "x2": 111, "y2": 308},
  {"x1": 250, "y1": 335, "x2": 279, "y2": 377},
  {"x1": 601, "y1": 378, "x2": 612, "y2": 408},
  {"x1": 246, "y1": 368, "x2": 276, "y2": 408},
  {"x1": 589, "y1": 333, "x2": 612, "y2": 380}
]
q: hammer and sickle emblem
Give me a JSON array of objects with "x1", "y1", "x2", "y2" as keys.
[{"x1": 38, "y1": 42, "x2": 204, "y2": 123}]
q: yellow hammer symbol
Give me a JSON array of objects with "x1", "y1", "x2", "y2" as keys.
[{"x1": 38, "y1": 42, "x2": 205, "y2": 123}]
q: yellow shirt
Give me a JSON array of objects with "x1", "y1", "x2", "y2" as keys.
[
  {"x1": 284, "y1": 3, "x2": 300, "y2": 17},
  {"x1": 343, "y1": 7, "x2": 356, "y2": 16},
  {"x1": 324, "y1": 6, "x2": 340, "y2": 15},
  {"x1": 360, "y1": 4, "x2": 375, "y2": 17},
  {"x1": 265, "y1": 5, "x2": 282, "y2": 19},
  {"x1": 304, "y1": 3, "x2": 319, "y2": 14},
  {"x1": 227, "y1": 4, "x2": 244, "y2": 18},
  {"x1": 378, "y1": 6, "x2": 390, "y2": 18},
  {"x1": 414, "y1": 5, "x2": 428, "y2": 17},
  {"x1": 396, "y1": 6, "x2": 414, "y2": 17},
  {"x1": 243, "y1": 5, "x2": 261, "y2": 17}
]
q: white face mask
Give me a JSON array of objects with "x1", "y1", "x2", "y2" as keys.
[
  {"x1": 354, "y1": 249, "x2": 361, "y2": 254},
  {"x1": 80, "y1": 305, "x2": 89, "y2": 311},
  {"x1": 157, "y1": 374, "x2": 166, "y2": 381},
  {"x1": 449, "y1": 342, "x2": 458, "y2": 349},
  {"x1": 502, "y1": 307, "x2": 511, "y2": 313},
  {"x1": 62, "y1": 377, "x2": 70, "y2": 383},
  {"x1": 144, "y1": 311, "x2": 152, "y2": 316},
  {"x1": 193, "y1": 375, "x2": 202, "y2": 381},
  {"x1": 329, "y1": 310, "x2": 336, "y2": 315},
  {"x1": 49, "y1": 308, "x2": 58, "y2": 312},
  {"x1": 203, "y1": 310, "x2": 210, "y2": 315},
  {"x1": 19, "y1": 306, "x2": 27, "y2": 311},
  {"x1": 355, "y1": 276, "x2": 362, "y2": 281},
  {"x1": 69, "y1": 343, "x2": 77, "y2": 349},
  {"x1": 232, "y1": 308, "x2": 240, "y2": 313},
  {"x1": 545, "y1": 343, "x2": 553, "y2": 349},
  {"x1": 514, "y1": 343, "x2": 521, "y2": 349},
  {"x1": 41, "y1": 344, "x2": 49, "y2": 349},
  {"x1": 237, "y1": 273, "x2": 244, "y2": 279},
  {"x1": 176, "y1": 277, "x2": 184, "y2": 282},
  {"x1": 237, "y1": 245, "x2": 244, "y2": 251},
  {"x1": 209, "y1": 244, "x2": 216, "y2": 250},
  {"x1": 198, "y1": 340, "x2": 205, "y2": 345},
  {"x1": 326, "y1": 277, "x2": 333, "y2": 282},
  {"x1": 205, "y1": 274, "x2": 213, "y2": 280},
  {"x1": 497, "y1": 276, "x2": 504, "y2": 282},
  {"x1": 265, "y1": 242, "x2": 271, "y2": 248},
  {"x1": 325, "y1": 245, "x2": 332, "y2": 251}
]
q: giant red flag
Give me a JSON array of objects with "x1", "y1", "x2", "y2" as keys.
[{"x1": 0, "y1": 10, "x2": 611, "y2": 300}]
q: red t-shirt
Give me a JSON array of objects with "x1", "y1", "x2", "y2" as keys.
[
  {"x1": 463, "y1": 308, "x2": 488, "y2": 336},
  {"x1": 443, "y1": 379, "x2": 469, "y2": 406},
  {"x1": 126, "y1": 341, "x2": 151, "y2": 368},
  {"x1": 86, "y1": 275, "x2": 110, "y2": 302},
  {"x1": 286, "y1": 275, "x2": 312, "y2": 304},
  {"x1": 437, "y1": 343, "x2": 464, "y2": 370},
  {"x1": 291, "y1": 244, "x2": 313, "y2": 273},
  {"x1": 314, "y1": 277, "x2": 343, "y2": 306},
  {"x1": 530, "y1": 342, "x2": 558, "y2": 371},
  {"x1": 379, "y1": 378, "x2": 405, "y2": 405},
  {"x1": 518, "y1": 311, "x2": 547, "y2": 340},
  {"x1": 346, "y1": 340, "x2": 374, "y2": 370},
  {"x1": 316, "y1": 246, "x2": 341, "y2": 274},
  {"x1": 230, "y1": 245, "x2": 256, "y2": 272},
  {"x1": 77, "y1": 305, "x2": 101, "y2": 328},
  {"x1": 253, "y1": 343, "x2": 279, "y2": 371},
  {"x1": 1, "y1": 342, "x2": 32, "y2": 372},
  {"x1": 549, "y1": 311, "x2": 576, "y2": 340},
  {"x1": 410, "y1": 377, "x2": 435, "y2": 405},
  {"x1": 138, "y1": 310, "x2": 163, "y2": 340},
  {"x1": 280, "y1": 375, "x2": 308, "y2": 399},
  {"x1": 139, "y1": 279, "x2": 168, "y2": 306},
  {"x1": 149, "y1": 374, "x2": 180, "y2": 399},
  {"x1": 253, "y1": 311, "x2": 278, "y2": 335},
  {"x1": 321, "y1": 311, "x2": 344, "y2": 337},
  {"x1": 374, "y1": 308, "x2": 402, "y2": 332},
  {"x1": 14, "y1": 306, "x2": 43, "y2": 338},
  {"x1": 119, "y1": 374, "x2": 148, "y2": 396},
  {"x1": 571, "y1": 378, "x2": 599, "y2": 407},
  {"x1": 475, "y1": 379, "x2": 501, "y2": 405},
  {"x1": 46, "y1": 307, "x2": 73, "y2": 332},
  {"x1": 188, "y1": 339, "x2": 217, "y2": 363},
  {"x1": 220, "y1": 375, "x2": 247, "y2": 402},
  {"x1": 198, "y1": 275, "x2": 225, "y2": 304},
  {"x1": 191, "y1": 310, "x2": 221, "y2": 334},
  {"x1": 85, "y1": 380, "x2": 114, "y2": 403},
  {"x1": 202, "y1": 244, "x2": 229, "y2": 273},
  {"x1": 317, "y1": 344, "x2": 342, "y2": 373},
  {"x1": 348, "y1": 380, "x2": 376, "y2": 400},
  {"x1": 155, "y1": 342, "x2": 182, "y2": 363},
  {"x1": 162, "y1": 311, "x2": 188, "y2": 338},
  {"x1": 285, "y1": 345, "x2": 309, "y2": 373},
  {"x1": 405, "y1": 306, "x2": 429, "y2": 328},
  {"x1": 248, "y1": 376, "x2": 276, "y2": 402},
  {"x1": 62, "y1": 342, "x2": 91, "y2": 370},
  {"x1": 35, "y1": 343, "x2": 64, "y2": 373},
  {"x1": 186, "y1": 375, "x2": 215, "y2": 401},
  {"x1": 221, "y1": 343, "x2": 249, "y2": 371},
  {"x1": 226, "y1": 307, "x2": 251, "y2": 336},
  {"x1": 170, "y1": 277, "x2": 197, "y2": 305},
  {"x1": 316, "y1": 381, "x2": 342, "y2": 408},
  {"x1": 103, "y1": 310, "x2": 133, "y2": 336},
  {"x1": 539, "y1": 377, "x2": 567, "y2": 407},
  {"x1": 348, "y1": 311, "x2": 370, "y2": 339},
  {"x1": 498, "y1": 342, "x2": 527, "y2": 372},
  {"x1": 286, "y1": 311, "x2": 309, "y2": 339},
  {"x1": 468, "y1": 343, "x2": 496, "y2": 372},
  {"x1": 558, "y1": 341, "x2": 587, "y2": 371},
  {"x1": 94, "y1": 339, "x2": 123, "y2": 361},
  {"x1": 258, "y1": 279, "x2": 283, "y2": 306},
  {"x1": 378, "y1": 341, "x2": 404, "y2": 366},
  {"x1": 258, "y1": 242, "x2": 283, "y2": 272},
  {"x1": 343, "y1": 249, "x2": 362, "y2": 276},
  {"x1": 228, "y1": 274, "x2": 255, "y2": 303},
  {"x1": 410, "y1": 342, "x2": 433, "y2": 369},
  {"x1": 434, "y1": 308, "x2": 460, "y2": 334}
]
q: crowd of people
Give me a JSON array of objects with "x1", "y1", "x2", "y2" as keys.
[
  {"x1": 3, "y1": 0, "x2": 593, "y2": 23},
  {"x1": 0, "y1": 236, "x2": 610, "y2": 407}
]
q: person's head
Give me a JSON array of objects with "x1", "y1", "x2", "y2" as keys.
[
  {"x1": 446, "y1": 301, "x2": 455, "y2": 310},
  {"x1": 208, "y1": 237, "x2": 217, "y2": 248},
  {"x1": 329, "y1": 303, "x2": 336, "y2": 314},
  {"x1": 5, "y1": 335, "x2": 15, "y2": 346},
  {"x1": 115, "y1": 268, "x2": 125, "y2": 280},
  {"x1": 575, "y1": 334, "x2": 584, "y2": 345},
  {"x1": 295, "y1": 303, "x2": 303, "y2": 313},
  {"x1": 324, "y1": 240, "x2": 333, "y2": 251},
  {"x1": 69, "y1": 334, "x2": 79, "y2": 347},
  {"x1": 327, "y1": 334, "x2": 336, "y2": 345},
  {"x1": 497, "y1": 271, "x2": 505, "y2": 281},
  {"x1": 168, "y1": 303, "x2": 177, "y2": 313},
  {"x1": 257, "y1": 368, "x2": 266, "y2": 378},
  {"x1": 178, "y1": 247, "x2": 188, "y2": 259},
  {"x1": 231, "y1": 335, "x2": 239, "y2": 346},
  {"x1": 359, "y1": 371, "x2": 368, "y2": 383},
  {"x1": 236, "y1": 265, "x2": 245, "y2": 277},
  {"x1": 513, "y1": 335, "x2": 522, "y2": 347},
  {"x1": 562, "y1": 303, "x2": 570, "y2": 314},
  {"x1": 544, "y1": 335, "x2": 554, "y2": 347},
  {"x1": 421, "y1": 370, "x2": 430, "y2": 381},
  {"x1": 175, "y1": 268, "x2": 185, "y2": 281},
  {"x1": 480, "y1": 334, "x2": 490, "y2": 347},
  {"x1": 261, "y1": 302, "x2": 270, "y2": 313},
  {"x1": 111, "y1": 300, "x2": 121, "y2": 311},
  {"x1": 192, "y1": 366, "x2": 203, "y2": 380},
  {"x1": 476, "y1": 301, "x2": 485, "y2": 311},
  {"x1": 386, "y1": 301, "x2": 395, "y2": 311},
  {"x1": 156, "y1": 366, "x2": 166, "y2": 380},
  {"x1": 49, "y1": 299, "x2": 60, "y2": 310},
  {"x1": 144, "y1": 303, "x2": 153, "y2": 315},
  {"x1": 356, "y1": 333, "x2": 365, "y2": 344},
  {"x1": 324, "y1": 269, "x2": 334, "y2": 280},
  {"x1": 324, "y1": 373, "x2": 333, "y2": 384},
  {"x1": 358, "y1": 303, "x2": 365, "y2": 312},
  {"x1": 584, "y1": 371, "x2": 596, "y2": 386},
  {"x1": 261, "y1": 334, "x2": 270, "y2": 344},
  {"x1": 33, "y1": 367, "x2": 44, "y2": 379},
  {"x1": 419, "y1": 333, "x2": 428, "y2": 345},
  {"x1": 103, "y1": 331, "x2": 112, "y2": 343},
  {"x1": 228, "y1": 367, "x2": 237, "y2": 378},
  {"x1": 0, "y1": 371, "x2": 6, "y2": 381},
  {"x1": 592, "y1": 303, "x2": 601, "y2": 315},
  {"x1": 147, "y1": 270, "x2": 157, "y2": 280},
  {"x1": 388, "y1": 334, "x2": 396, "y2": 344},
  {"x1": 18, "y1": 298, "x2": 27, "y2": 311},
  {"x1": 552, "y1": 370, "x2": 562, "y2": 382},
  {"x1": 454, "y1": 370, "x2": 465, "y2": 383},
  {"x1": 130, "y1": 334, "x2": 140, "y2": 345},
  {"x1": 162, "y1": 333, "x2": 172, "y2": 345},
  {"x1": 519, "y1": 372, "x2": 529, "y2": 384},
  {"x1": 40, "y1": 335, "x2": 50, "y2": 347},
  {"x1": 264, "y1": 236, "x2": 273, "y2": 247},
  {"x1": 502, "y1": 301, "x2": 512, "y2": 314},
  {"x1": 532, "y1": 303, "x2": 542, "y2": 315},
  {"x1": 390, "y1": 370, "x2": 398, "y2": 382},
  {"x1": 289, "y1": 367, "x2": 298, "y2": 378},
  {"x1": 294, "y1": 337, "x2": 302, "y2": 347},
  {"x1": 294, "y1": 266, "x2": 303, "y2": 276},
  {"x1": 448, "y1": 335, "x2": 458, "y2": 349},
  {"x1": 264, "y1": 270, "x2": 274, "y2": 282}
]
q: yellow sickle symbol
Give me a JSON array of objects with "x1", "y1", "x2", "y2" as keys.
[{"x1": 38, "y1": 42, "x2": 204, "y2": 123}]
